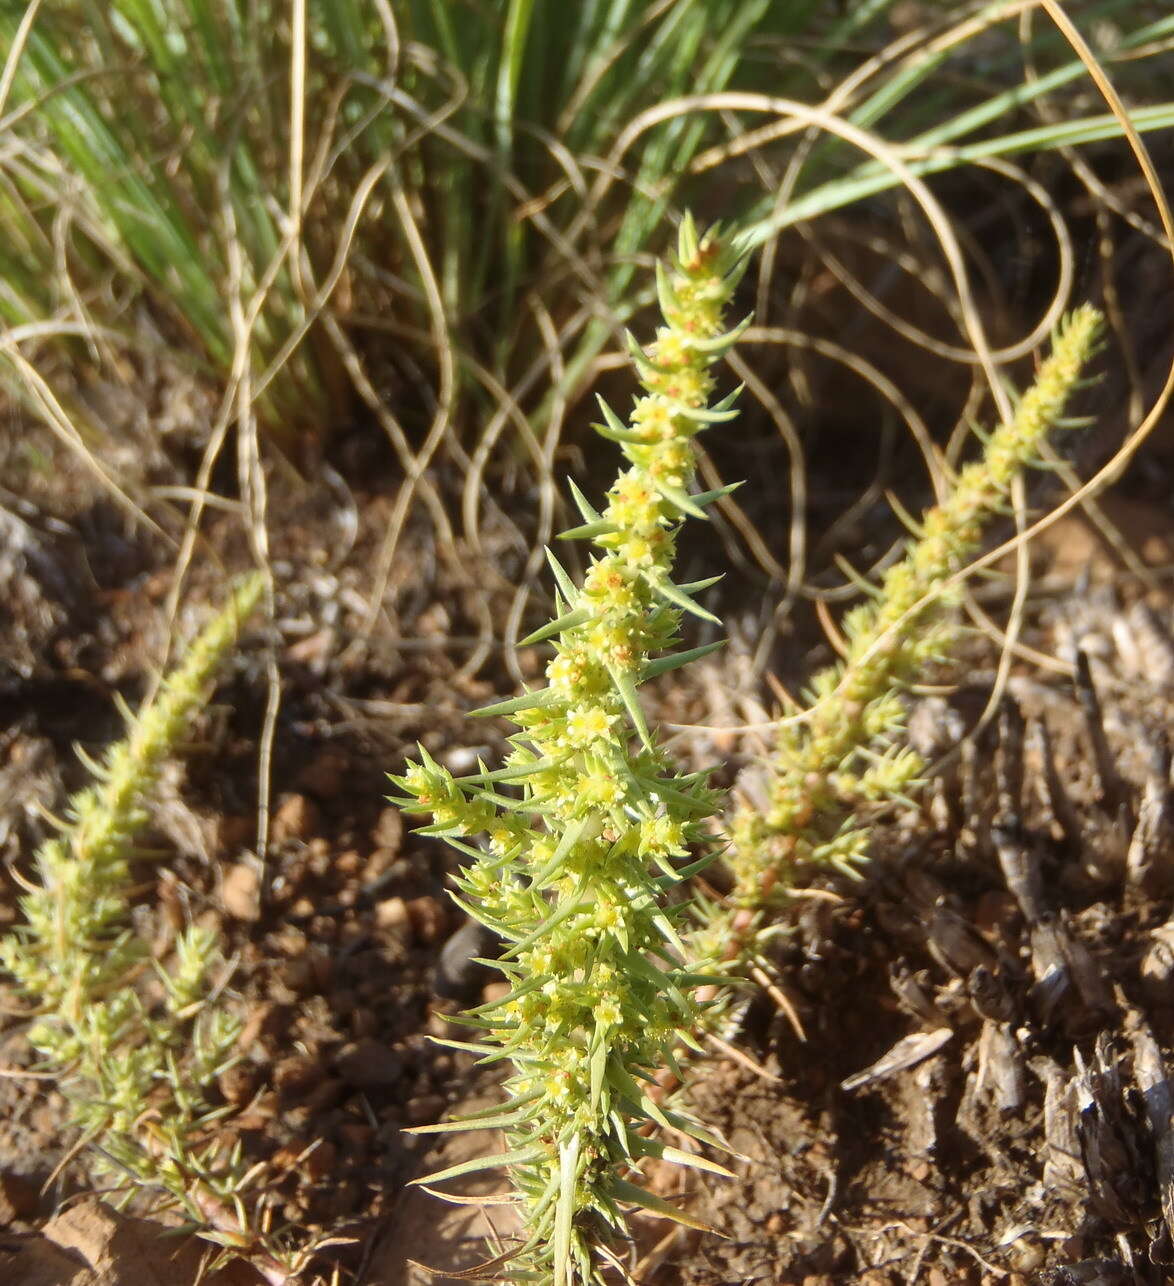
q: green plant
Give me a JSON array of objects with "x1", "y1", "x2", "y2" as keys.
[
  {"x1": 0, "y1": 575, "x2": 291, "y2": 1274},
  {"x1": 719, "y1": 302, "x2": 1103, "y2": 930},
  {"x1": 392, "y1": 215, "x2": 748, "y2": 1285},
  {"x1": 395, "y1": 225, "x2": 1107, "y2": 1278},
  {"x1": 2, "y1": 0, "x2": 1169, "y2": 457}
]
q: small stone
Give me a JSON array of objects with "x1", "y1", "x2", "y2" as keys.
[
  {"x1": 337, "y1": 1122, "x2": 374, "y2": 1156},
  {"x1": 273, "y1": 1053, "x2": 324, "y2": 1103},
  {"x1": 296, "y1": 750, "x2": 349, "y2": 799},
  {"x1": 278, "y1": 953, "x2": 322, "y2": 995},
  {"x1": 336, "y1": 849, "x2": 362, "y2": 877},
  {"x1": 372, "y1": 807, "x2": 404, "y2": 852},
  {"x1": 220, "y1": 862, "x2": 261, "y2": 921},
  {"x1": 404, "y1": 1094, "x2": 446, "y2": 1125},
  {"x1": 481, "y1": 981, "x2": 511, "y2": 1006},
  {"x1": 434, "y1": 917, "x2": 500, "y2": 1002},
  {"x1": 375, "y1": 897, "x2": 410, "y2": 932},
  {"x1": 336, "y1": 1038, "x2": 404, "y2": 1089},
  {"x1": 214, "y1": 814, "x2": 253, "y2": 857},
  {"x1": 406, "y1": 896, "x2": 447, "y2": 944},
  {"x1": 302, "y1": 1077, "x2": 346, "y2": 1114},
  {"x1": 304, "y1": 1139, "x2": 337, "y2": 1181},
  {"x1": 350, "y1": 1009, "x2": 379, "y2": 1038},
  {"x1": 0, "y1": 1171, "x2": 40, "y2": 1223},
  {"x1": 217, "y1": 1063, "x2": 261, "y2": 1106},
  {"x1": 272, "y1": 793, "x2": 320, "y2": 843}
]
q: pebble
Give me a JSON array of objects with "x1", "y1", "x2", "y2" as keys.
[
  {"x1": 404, "y1": 1093, "x2": 447, "y2": 1125},
  {"x1": 217, "y1": 1062, "x2": 261, "y2": 1105},
  {"x1": 303, "y1": 1139, "x2": 337, "y2": 1182},
  {"x1": 434, "y1": 917, "x2": 500, "y2": 1002},
  {"x1": 336, "y1": 849, "x2": 362, "y2": 877},
  {"x1": 0, "y1": 1171, "x2": 40, "y2": 1223},
  {"x1": 220, "y1": 862, "x2": 262, "y2": 921},
  {"x1": 372, "y1": 806, "x2": 404, "y2": 852},
  {"x1": 375, "y1": 896, "x2": 411, "y2": 933},
  {"x1": 279, "y1": 955, "x2": 320, "y2": 995},
  {"x1": 335, "y1": 1037, "x2": 404, "y2": 1088},
  {"x1": 296, "y1": 749, "x2": 350, "y2": 799},
  {"x1": 405, "y1": 895, "x2": 447, "y2": 944},
  {"x1": 273, "y1": 1052, "x2": 324, "y2": 1103},
  {"x1": 272, "y1": 793, "x2": 320, "y2": 843},
  {"x1": 337, "y1": 1122, "x2": 374, "y2": 1156}
]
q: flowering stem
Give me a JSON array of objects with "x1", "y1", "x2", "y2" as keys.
[{"x1": 393, "y1": 215, "x2": 749, "y2": 1285}]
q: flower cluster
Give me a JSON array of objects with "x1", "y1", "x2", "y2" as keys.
[
  {"x1": 393, "y1": 215, "x2": 748, "y2": 1285},
  {"x1": 725, "y1": 304, "x2": 1103, "y2": 905},
  {"x1": 0, "y1": 576, "x2": 277, "y2": 1263}
]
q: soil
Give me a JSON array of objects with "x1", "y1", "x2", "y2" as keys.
[{"x1": 4, "y1": 230, "x2": 1174, "y2": 1286}]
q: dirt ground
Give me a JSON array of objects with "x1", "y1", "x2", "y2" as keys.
[{"x1": 4, "y1": 225, "x2": 1174, "y2": 1286}]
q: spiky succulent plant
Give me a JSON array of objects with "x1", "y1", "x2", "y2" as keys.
[
  {"x1": 725, "y1": 303, "x2": 1104, "y2": 906},
  {"x1": 0, "y1": 575, "x2": 275, "y2": 1263},
  {"x1": 392, "y1": 215, "x2": 748, "y2": 1285}
]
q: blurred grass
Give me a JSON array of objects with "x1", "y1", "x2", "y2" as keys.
[{"x1": 0, "y1": 0, "x2": 1171, "y2": 465}]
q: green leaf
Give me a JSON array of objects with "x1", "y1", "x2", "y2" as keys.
[
  {"x1": 636, "y1": 1138, "x2": 736, "y2": 1180},
  {"x1": 688, "y1": 482, "x2": 742, "y2": 508},
  {"x1": 463, "y1": 974, "x2": 545, "y2": 1017},
  {"x1": 470, "y1": 687, "x2": 555, "y2": 718},
  {"x1": 589, "y1": 1027, "x2": 609, "y2": 1115},
  {"x1": 609, "y1": 1179, "x2": 716, "y2": 1232},
  {"x1": 519, "y1": 607, "x2": 591, "y2": 647},
  {"x1": 530, "y1": 816, "x2": 591, "y2": 886},
  {"x1": 593, "y1": 395, "x2": 645, "y2": 445},
  {"x1": 403, "y1": 1095, "x2": 540, "y2": 1136},
  {"x1": 687, "y1": 312, "x2": 752, "y2": 353},
  {"x1": 453, "y1": 756, "x2": 563, "y2": 785},
  {"x1": 558, "y1": 518, "x2": 618, "y2": 541},
  {"x1": 649, "y1": 576, "x2": 722, "y2": 624},
  {"x1": 607, "y1": 662, "x2": 652, "y2": 750},
  {"x1": 567, "y1": 476, "x2": 602, "y2": 524},
  {"x1": 642, "y1": 640, "x2": 725, "y2": 680},
  {"x1": 410, "y1": 1144, "x2": 547, "y2": 1189},
  {"x1": 625, "y1": 329, "x2": 671, "y2": 376},
  {"x1": 650, "y1": 478, "x2": 709, "y2": 521},
  {"x1": 499, "y1": 891, "x2": 587, "y2": 962},
  {"x1": 670, "y1": 386, "x2": 744, "y2": 423},
  {"x1": 553, "y1": 1134, "x2": 580, "y2": 1286},
  {"x1": 544, "y1": 548, "x2": 578, "y2": 602},
  {"x1": 606, "y1": 1060, "x2": 672, "y2": 1132}
]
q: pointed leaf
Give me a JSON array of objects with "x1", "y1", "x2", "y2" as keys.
[
  {"x1": 544, "y1": 548, "x2": 578, "y2": 602},
  {"x1": 688, "y1": 482, "x2": 742, "y2": 508},
  {"x1": 470, "y1": 687, "x2": 555, "y2": 718},
  {"x1": 566, "y1": 477, "x2": 601, "y2": 524},
  {"x1": 642, "y1": 640, "x2": 725, "y2": 681},
  {"x1": 405, "y1": 1101, "x2": 540, "y2": 1135},
  {"x1": 530, "y1": 816, "x2": 591, "y2": 886},
  {"x1": 553, "y1": 1135, "x2": 580, "y2": 1286},
  {"x1": 670, "y1": 386, "x2": 744, "y2": 423},
  {"x1": 688, "y1": 313, "x2": 752, "y2": 354},
  {"x1": 650, "y1": 478, "x2": 709, "y2": 521},
  {"x1": 559, "y1": 518, "x2": 618, "y2": 541},
  {"x1": 607, "y1": 662, "x2": 651, "y2": 750},
  {"x1": 520, "y1": 607, "x2": 591, "y2": 647},
  {"x1": 649, "y1": 577, "x2": 721, "y2": 624},
  {"x1": 594, "y1": 395, "x2": 645, "y2": 445},
  {"x1": 609, "y1": 1179, "x2": 716, "y2": 1232}
]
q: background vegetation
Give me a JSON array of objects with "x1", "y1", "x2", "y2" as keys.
[{"x1": 1, "y1": 1, "x2": 1173, "y2": 1282}]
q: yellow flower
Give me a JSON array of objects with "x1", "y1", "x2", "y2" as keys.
[
  {"x1": 581, "y1": 771, "x2": 624, "y2": 807},
  {"x1": 639, "y1": 815, "x2": 685, "y2": 858},
  {"x1": 593, "y1": 997, "x2": 623, "y2": 1027},
  {"x1": 566, "y1": 705, "x2": 615, "y2": 747}
]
